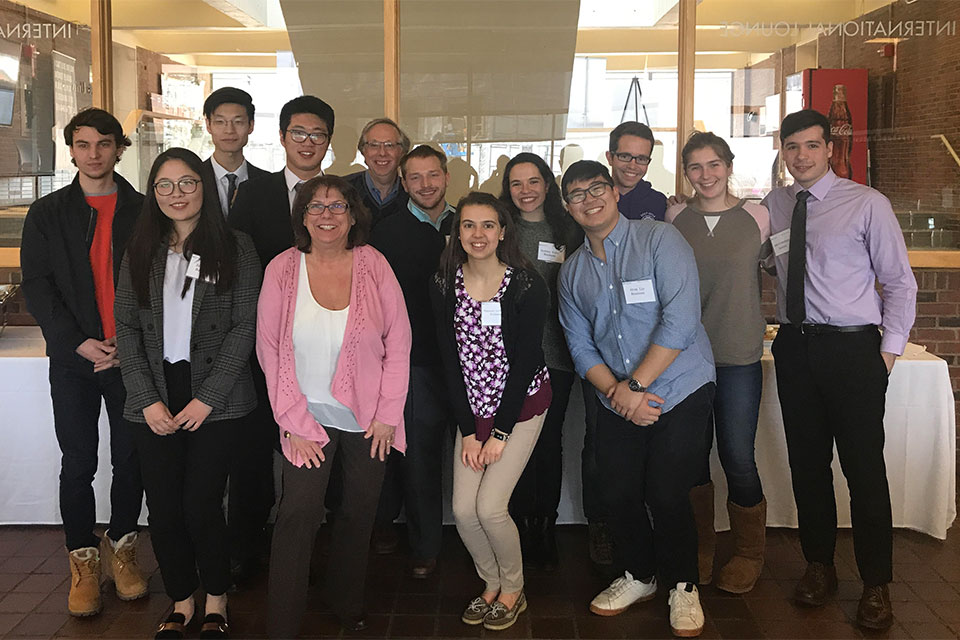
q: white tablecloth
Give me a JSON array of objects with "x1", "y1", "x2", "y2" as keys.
[{"x1": 0, "y1": 328, "x2": 955, "y2": 539}]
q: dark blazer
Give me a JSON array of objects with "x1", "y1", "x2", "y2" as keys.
[
  {"x1": 114, "y1": 231, "x2": 263, "y2": 423},
  {"x1": 227, "y1": 170, "x2": 294, "y2": 271},
  {"x1": 344, "y1": 170, "x2": 408, "y2": 230},
  {"x1": 203, "y1": 157, "x2": 269, "y2": 217},
  {"x1": 20, "y1": 172, "x2": 144, "y2": 361},
  {"x1": 429, "y1": 267, "x2": 548, "y2": 438}
]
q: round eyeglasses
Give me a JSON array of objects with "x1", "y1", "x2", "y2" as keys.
[{"x1": 154, "y1": 178, "x2": 201, "y2": 196}]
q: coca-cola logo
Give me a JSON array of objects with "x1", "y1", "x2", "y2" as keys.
[{"x1": 831, "y1": 123, "x2": 853, "y2": 136}]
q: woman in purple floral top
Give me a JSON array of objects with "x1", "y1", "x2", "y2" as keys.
[{"x1": 430, "y1": 192, "x2": 551, "y2": 632}]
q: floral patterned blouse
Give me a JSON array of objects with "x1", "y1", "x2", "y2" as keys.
[{"x1": 454, "y1": 265, "x2": 549, "y2": 426}]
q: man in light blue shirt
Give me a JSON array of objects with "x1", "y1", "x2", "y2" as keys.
[{"x1": 558, "y1": 160, "x2": 715, "y2": 638}]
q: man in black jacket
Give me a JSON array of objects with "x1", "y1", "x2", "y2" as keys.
[
  {"x1": 344, "y1": 118, "x2": 410, "y2": 229},
  {"x1": 202, "y1": 86, "x2": 269, "y2": 217},
  {"x1": 20, "y1": 108, "x2": 146, "y2": 617},
  {"x1": 368, "y1": 145, "x2": 453, "y2": 577},
  {"x1": 226, "y1": 95, "x2": 334, "y2": 584}
]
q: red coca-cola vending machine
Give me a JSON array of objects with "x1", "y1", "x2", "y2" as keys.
[{"x1": 801, "y1": 68, "x2": 868, "y2": 185}]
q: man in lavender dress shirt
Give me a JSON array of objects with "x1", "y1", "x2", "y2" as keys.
[{"x1": 763, "y1": 110, "x2": 917, "y2": 631}]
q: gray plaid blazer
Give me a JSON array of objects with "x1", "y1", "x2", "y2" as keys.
[{"x1": 115, "y1": 231, "x2": 262, "y2": 423}]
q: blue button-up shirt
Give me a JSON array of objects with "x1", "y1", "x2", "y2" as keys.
[
  {"x1": 364, "y1": 171, "x2": 401, "y2": 205},
  {"x1": 407, "y1": 199, "x2": 453, "y2": 230},
  {"x1": 558, "y1": 215, "x2": 715, "y2": 414}
]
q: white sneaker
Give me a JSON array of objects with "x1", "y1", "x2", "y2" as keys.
[
  {"x1": 668, "y1": 582, "x2": 704, "y2": 637},
  {"x1": 589, "y1": 571, "x2": 657, "y2": 616}
]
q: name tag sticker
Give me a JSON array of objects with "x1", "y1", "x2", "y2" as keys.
[
  {"x1": 537, "y1": 242, "x2": 565, "y2": 263},
  {"x1": 186, "y1": 253, "x2": 216, "y2": 283},
  {"x1": 481, "y1": 301, "x2": 502, "y2": 326},
  {"x1": 186, "y1": 253, "x2": 202, "y2": 279},
  {"x1": 770, "y1": 229, "x2": 791, "y2": 256},
  {"x1": 622, "y1": 279, "x2": 656, "y2": 304}
]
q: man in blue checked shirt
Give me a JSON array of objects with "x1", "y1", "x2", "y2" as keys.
[{"x1": 558, "y1": 160, "x2": 715, "y2": 639}]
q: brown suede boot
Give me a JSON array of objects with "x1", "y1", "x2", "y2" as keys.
[
  {"x1": 100, "y1": 532, "x2": 148, "y2": 601},
  {"x1": 716, "y1": 498, "x2": 767, "y2": 594},
  {"x1": 67, "y1": 547, "x2": 102, "y2": 617},
  {"x1": 689, "y1": 483, "x2": 716, "y2": 585}
]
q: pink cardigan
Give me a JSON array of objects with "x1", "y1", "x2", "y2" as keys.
[{"x1": 256, "y1": 245, "x2": 411, "y2": 466}]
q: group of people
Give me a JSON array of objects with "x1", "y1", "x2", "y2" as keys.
[{"x1": 19, "y1": 84, "x2": 916, "y2": 639}]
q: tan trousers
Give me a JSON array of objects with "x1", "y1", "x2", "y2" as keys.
[{"x1": 452, "y1": 413, "x2": 545, "y2": 594}]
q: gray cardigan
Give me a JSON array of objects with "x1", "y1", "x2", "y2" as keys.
[{"x1": 115, "y1": 231, "x2": 262, "y2": 423}]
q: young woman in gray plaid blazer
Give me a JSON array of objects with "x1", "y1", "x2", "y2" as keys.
[{"x1": 115, "y1": 147, "x2": 262, "y2": 640}]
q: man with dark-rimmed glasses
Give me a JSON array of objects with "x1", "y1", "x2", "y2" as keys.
[
  {"x1": 606, "y1": 121, "x2": 667, "y2": 222},
  {"x1": 227, "y1": 95, "x2": 335, "y2": 586}
]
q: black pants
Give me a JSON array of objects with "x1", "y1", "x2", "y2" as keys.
[
  {"x1": 595, "y1": 383, "x2": 714, "y2": 588},
  {"x1": 227, "y1": 356, "x2": 276, "y2": 565},
  {"x1": 136, "y1": 360, "x2": 235, "y2": 600},
  {"x1": 510, "y1": 368, "x2": 575, "y2": 519},
  {"x1": 373, "y1": 365, "x2": 452, "y2": 561},
  {"x1": 580, "y1": 377, "x2": 604, "y2": 522},
  {"x1": 772, "y1": 325, "x2": 892, "y2": 587},
  {"x1": 49, "y1": 357, "x2": 142, "y2": 551},
  {"x1": 268, "y1": 429, "x2": 386, "y2": 638}
]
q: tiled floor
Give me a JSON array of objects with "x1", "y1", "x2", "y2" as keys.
[{"x1": 1, "y1": 521, "x2": 959, "y2": 639}]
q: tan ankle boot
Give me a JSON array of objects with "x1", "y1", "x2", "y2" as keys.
[
  {"x1": 100, "y1": 532, "x2": 148, "y2": 601},
  {"x1": 689, "y1": 483, "x2": 716, "y2": 585},
  {"x1": 716, "y1": 498, "x2": 767, "y2": 594},
  {"x1": 67, "y1": 547, "x2": 102, "y2": 617}
]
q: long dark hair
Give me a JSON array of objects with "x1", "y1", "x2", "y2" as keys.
[
  {"x1": 438, "y1": 191, "x2": 533, "y2": 291},
  {"x1": 499, "y1": 152, "x2": 580, "y2": 251},
  {"x1": 127, "y1": 147, "x2": 237, "y2": 307},
  {"x1": 291, "y1": 175, "x2": 370, "y2": 252}
]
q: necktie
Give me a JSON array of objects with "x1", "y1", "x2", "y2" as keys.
[
  {"x1": 786, "y1": 190, "x2": 812, "y2": 326},
  {"x1": 225, "y1": 173, "x2": 238, "y2": 215}
]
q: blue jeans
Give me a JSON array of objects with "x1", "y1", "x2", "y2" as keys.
[{"x1": 704, "y1": 361, "x2": 764, "y2": 507}]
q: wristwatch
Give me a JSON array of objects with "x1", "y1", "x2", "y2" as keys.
[
  {"x1": 491, "y1": 429, "x2": 510, "y2": 442},
  {"x1": 628, "y1": 378, "x2": 647, "y2": 393}
]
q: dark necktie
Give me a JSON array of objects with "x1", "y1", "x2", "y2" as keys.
[
  {"x1": 225, "y1": 173, "x2": 238, "y2": 214},
  {"x1": 786, "y1": 190, "x2": 812, "y2": 326}
]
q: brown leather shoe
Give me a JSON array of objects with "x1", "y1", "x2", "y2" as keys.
[
  {"x1": 411, "y1": 558, "x2": 437, "y2": 579},
  {"x1": 857, "y1": 584, "x2": 893, "y2": 630},
  {"x1": 371, "y1": 526, "x2": 399, "y2": 555},
  {"x1": 793, "y1": 562, "x2": 838, "y2": 607}
]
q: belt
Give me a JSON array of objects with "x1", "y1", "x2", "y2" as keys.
[{"x1": 782, "y1": 323, "x2": 876, "y2": 336}]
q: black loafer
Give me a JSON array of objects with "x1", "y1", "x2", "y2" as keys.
[
  {"x1": 340, "y1": 614, "x2": 368, "y2": 632},
  {"x1": 199, "y1": 613, "x2": 229, "y2": 638},
  {"x1": 155, "y1": 612, "x2": 189, "y2": 639}
]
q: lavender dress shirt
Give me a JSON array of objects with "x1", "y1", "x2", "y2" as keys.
[{"x1": 762, "y1": 169, "x2": 917, "y2": 355}]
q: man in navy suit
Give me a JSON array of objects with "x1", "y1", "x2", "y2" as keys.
[
  {"x1": 227, "y1": 95, "x2": 335, "y2": 585},
  {"x1": 202, "y1": 87, "x2": 268, "y2": 217}
]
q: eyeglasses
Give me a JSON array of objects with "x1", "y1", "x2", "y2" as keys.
[
  {"x1": 286, "y1": 129, "x2": 329, "y2": 145},
  {"x1": 305, "y1": 201, "x2": 349, "y2": 216},
  {"x1": 209, "y1": 118, "x2": 249, "y2": 130},
  {"x1": 154, "y1": 178, "x2": 201, "y2": 196},
  {"x1": 363, "y1": 141, "x2": 402, "y2": 153},
  {"x1": 565, "y1": 181, "x2": 612, "y2": 204},
  {"x1": 612, "y1": 152, "x2": 652, "y2": 166}
]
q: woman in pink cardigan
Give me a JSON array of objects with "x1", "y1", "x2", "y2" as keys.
[{"x1": 256, "y1": 175, "x2": 411, "y2": 637}]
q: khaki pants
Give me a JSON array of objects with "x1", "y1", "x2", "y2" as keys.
[{"x1": 452, "y1": 413, "x2": 545, "y2": 594}]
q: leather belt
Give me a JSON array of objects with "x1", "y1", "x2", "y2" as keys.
[{"x1": 782, "y1": 323, "x2": 876, "y2": 336}]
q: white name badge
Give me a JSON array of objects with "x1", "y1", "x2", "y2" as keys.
[
  {"x1": 770, "y1": 229, "x2": 791, "y2": 257},
  {"x1": 186, "y1": 253, "x2": 202, "y2": 279},
  {"x1": 185, "y1": 253, "x2": 216, "y2": 283},
  {"x1": 537, "y1": 242, "x2": 565, "y2": 264},
  {"x1": 622, "y1": 279, "x2": 656, "y2": 304},
  {"x1": 481, "y1": 301, "x2": 502, "y2": 326}
]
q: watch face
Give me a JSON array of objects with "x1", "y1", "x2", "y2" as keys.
[{"x1": 629, "y1": 379, "x2": 643, "y2": 392}]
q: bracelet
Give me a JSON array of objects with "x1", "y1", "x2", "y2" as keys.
[{"x1": 491, "y1": 429, "x2": 510, "y2": 442}]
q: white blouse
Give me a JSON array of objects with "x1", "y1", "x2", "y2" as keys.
[
  {"x1": 162, "y1": 250, "x2": 194, "y2": 363},
  {"x1": 292, "y1": 253, "x2": 363, "y2": 432}
]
